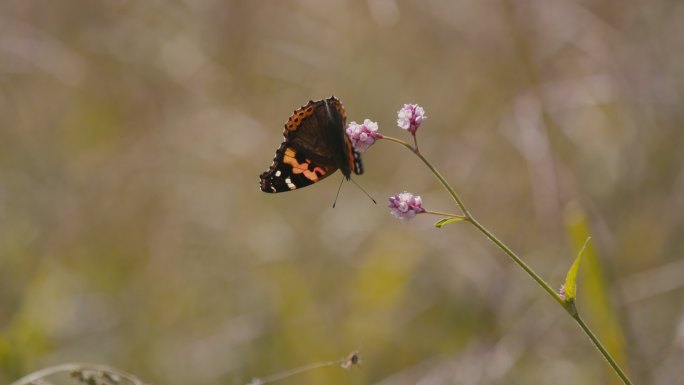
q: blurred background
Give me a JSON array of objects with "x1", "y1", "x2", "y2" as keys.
[{"x1": 1, "y1": 1, "x2": 683, "y2": 384}]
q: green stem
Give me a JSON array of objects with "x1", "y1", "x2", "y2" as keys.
[
  {"x1": 381, "y1": 135, "x2": 634, "y2": 385},
  {"x1": 466, "y1": 216, "x2": 566, "y2": 306},
  {"x1": 424, "y1": 210, "x2": 464, "y2": 218},
  {"x1": 381, "y1": 136, "x2": 470, "y2": 216},
  {"x1": 574, "y1": 313, "x2": 634, "y2": 385}
]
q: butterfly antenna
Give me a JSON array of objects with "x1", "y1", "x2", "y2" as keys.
[
  {"x1": 332, "y1": 176, "x2": 345, "y2": 208},
  {"x1": 350, "y1": 177, "x2": 376, "y2": 204}
]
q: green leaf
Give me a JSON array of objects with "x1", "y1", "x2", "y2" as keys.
[
  {"x1": 434, "y1": 217, "x2": 466, "y2": 228},
  {"x1": 563, "y1": 236, "x2": 591, "y2": 302}
]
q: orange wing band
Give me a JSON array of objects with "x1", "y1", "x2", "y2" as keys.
[{"x1": 283, "y1": 148, "x2": 326, "y2": 181}]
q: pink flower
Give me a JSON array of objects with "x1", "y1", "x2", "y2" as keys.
[
  {"x1": 346, "y1": 119, "x2": 382, "y2": 151},
  {"x1": 559, "y1": 284, "x2": 566, "y2": 301},
  {"x1": 397, "y1": 104, "x2": 426, "y2": 135},
  {"x1": 388, "y1": 191, "x2": 425, "y2": 219}
]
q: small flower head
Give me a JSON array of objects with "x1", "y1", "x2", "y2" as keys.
[
  {"x1": 341, "y1": 350, "x2": 361, "y2": 370},
  {"x1": 346, "y1": 119, "x2": 382, "y2": 151},
  {"x1": 388, "y1": 191, "x2": 425, "y2": 220},
  {"x1": 397, "y1": 103, "x2": 426, "y2": 135}
]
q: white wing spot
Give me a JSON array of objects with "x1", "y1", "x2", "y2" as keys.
[
  {"x1": 275, "y1": 170, "x2": 281, "y2": 177},
  {"x1": 285, "y1": 177, "x2": 296, "y2": 190}
]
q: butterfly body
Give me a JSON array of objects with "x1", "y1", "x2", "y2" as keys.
[{"x1": 260, "y1": 97, "x2": 363, "y2": 193}]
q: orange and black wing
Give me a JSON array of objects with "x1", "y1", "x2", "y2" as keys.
[
  {"x1": 259, "y1": 144, "x2": 337, "y2": 193},
  {"x1": 259, "y1": 96, "x2": 362, "y2": 193}
]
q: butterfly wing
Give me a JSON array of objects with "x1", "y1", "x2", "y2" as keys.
[
  {"x1": 259, "y1": 96, "x2": 362, "y2": 193},
  {"x1": 259, "y1": 143, "x2": 337, "y2": 193},
  {"x1": 285, "y1": 97, "x2": 350, "y2": 175}
]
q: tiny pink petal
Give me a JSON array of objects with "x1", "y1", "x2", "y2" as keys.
[
  {"x1": 397, "y1": 104, "x2": 427, "y2": 135},
  {"x1": 346, "y1": 119, "x2": 382, "y2": 151},
  {"x1": 388, "y1": 191, "x2": 425, "y2": 220}
]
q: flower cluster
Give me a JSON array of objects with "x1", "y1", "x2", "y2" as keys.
[
  {"x1": 397, "y1": 103, "x2": 426, "y2": 135},
  {"x1": 344, "y1": 103, "x2": 430, "y2": 220},
  {"x1": 388, "y1": 191, "x2": 425, "y2": 219},
  {"x1": 346, "y1": 119, "x2": 382, "y2": 151}
]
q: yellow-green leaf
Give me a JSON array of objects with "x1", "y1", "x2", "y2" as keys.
[
  {"x1": 564, "y1": 236, "x2": 591, "y2": 302},
  {"x1": 434, "y1": 217, "x2": 466, "y2": 228}
]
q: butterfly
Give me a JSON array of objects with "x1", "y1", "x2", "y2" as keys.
[{"x1": 259, "y1": 96, "x2": 363, "y2": 193}]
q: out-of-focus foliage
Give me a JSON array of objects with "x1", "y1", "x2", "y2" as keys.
[{"x1": 1, "y1": 1, "x2": 683, "y2": 384}]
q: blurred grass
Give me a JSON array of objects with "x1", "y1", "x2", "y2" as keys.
[{"x1": 2, "y1": 1, "x2": 684, "y2": 384}]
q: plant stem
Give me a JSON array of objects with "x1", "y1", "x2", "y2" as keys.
[
  {"x1": 424, "y1": 210, "x2": 464, "y2": 218},
  {"x1": 574, "y1": 313, "x2": 634, "y2": 385},
  {"x1": 466, "y1": 216, "x2": 566, "y2": 306},
  {"x1": 381, "y1": 135, "x2": 634, "y2": 385},
  {"x1": 381, "y1": 136, "x2": 470, "y2": 216}
]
